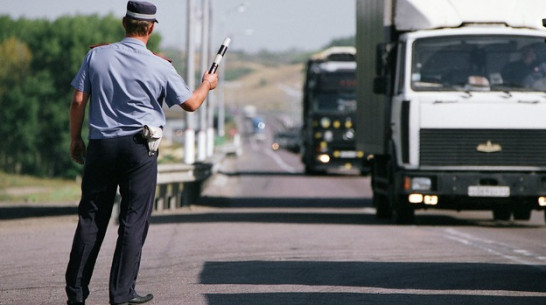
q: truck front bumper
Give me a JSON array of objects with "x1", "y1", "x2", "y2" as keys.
[{"x1": 398, "y1": 171, "x2": 546, "y2": 210}]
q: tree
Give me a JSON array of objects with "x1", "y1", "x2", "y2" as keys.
[
  {"x1": 0, "y1": 37, "x2": 35, "y2": 173},
  {"x1": 0, "y1": 14, "x2": 162, "y2": 177}
]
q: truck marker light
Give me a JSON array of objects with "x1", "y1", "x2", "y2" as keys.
[
  {"x1": 333, "y1": 120, "x2": 341, "y2": 128},
  {"x1": 404, "y1": 176, "x2": 411, "y2": 190},
  {"x1": 539, "y1": 197, "x2": 546, "y2": 207},
  {"x1": 345, "y1": 120, "x2": 353, "y2": 128}
]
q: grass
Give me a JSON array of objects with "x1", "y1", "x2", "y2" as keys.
[
  {"x1": 0, "y1": 60, "x2": 301, "y2": 204},
  {"x1": 0, "y1": 171, "x2": 81, "y2": 204}
]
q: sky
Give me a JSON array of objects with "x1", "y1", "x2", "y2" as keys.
[{"x1": 0, "y1": 0, "x2": 356, "y2": 53}]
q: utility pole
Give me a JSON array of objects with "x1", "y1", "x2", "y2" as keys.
[
  {"x1": 216, "y1": 2, "x2": 248, "y2": 138},
  {"x1": 184, "y1": 0, "x2": 196, "y2": 164},
  {"x1": 206, "y1": 0, "x2": 215, "y2": 157},
  {"x1": 196, "y1": 0, "x2": 209, "y2": 161}
]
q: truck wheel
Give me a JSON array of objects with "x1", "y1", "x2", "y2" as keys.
[
  {"x1": 388, "y1": 185, "x2": 414, "y2": 224},
  {"x1": 304, "y1": 165, "x2": 322, "y2": 176},
  {"x1": 374, "y1": 194, "x2": 392, "y2": 219},
  {"x1": 385, "y1": 157, "x2": 414, "y2": 224},
  {"x1": 513, "y1": 208, "x2": 531, "y2": 221},
  {"x1": 394, "y1": 196, "x2": 415, "y2": 224},
  {"x1": 493, "y1": 208, "x2": 511, "y2": 221}
]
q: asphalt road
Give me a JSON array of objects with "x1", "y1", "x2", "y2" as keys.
[{"x1": 1, "y1": 114, "x2": 546, "y2": 305}]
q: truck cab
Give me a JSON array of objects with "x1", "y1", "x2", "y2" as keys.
[
  {"x1": 301, "y1": 47, "x2": 368, "y2": 175},
  {"x1": 357, "y1": 0, "x2": 546, "y2": 223}
]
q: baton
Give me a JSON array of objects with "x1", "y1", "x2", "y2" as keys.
[{"x1": 208, "y1": 37, "x2": 231, "y2": 74}]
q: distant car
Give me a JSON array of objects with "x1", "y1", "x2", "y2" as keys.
[
  {"x1": 272, "y1": 127, "x2": 301, "y2": 153},
  {"x1": 252, "y1": 116, "x2": 266, "y2": 141}
]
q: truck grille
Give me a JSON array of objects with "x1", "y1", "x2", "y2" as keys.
[{"x1": 420, "y1": 129, "x2": 546, "y2": 167}]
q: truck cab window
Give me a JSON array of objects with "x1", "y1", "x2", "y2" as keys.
[
  {"x1": 395, "y1": 42, "x2": 406, "y2": 95},
  {"x1": 411, "y1": 36, "x2": 546, "y2": 92}
]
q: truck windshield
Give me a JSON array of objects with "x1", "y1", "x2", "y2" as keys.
[
  {"x1": 411, "y1": 35, "x2": 546, "y2": 92},
  {"x1": 312, "y1": 92, "x2": 356, "y2": 112}
]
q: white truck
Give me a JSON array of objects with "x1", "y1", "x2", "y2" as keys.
[{"x1": 356, "y1": 0, "x2": 546, "y2": 223}]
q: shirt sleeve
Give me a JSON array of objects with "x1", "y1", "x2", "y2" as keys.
[
  {"x1": 71, "y1": 51, "x2": 92, "y2": 93},
  {"x1": 164, "y1": 65, "x2": 192, "y2": 108}
]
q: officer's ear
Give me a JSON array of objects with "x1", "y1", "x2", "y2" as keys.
[
  {"x1": 122, "y1": 17, "x2": 127, "y2": 30},
  {"x1": 147, "y1": 22, "x2": 155, "y2": 36}
]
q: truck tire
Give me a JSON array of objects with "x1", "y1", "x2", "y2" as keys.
[
  {"x1": 304, "y1": 165, "x2": 324, "y2": 176},
  {"x1": 387, "y1": 180, "x2": 414, "y2": 224},
  {"x1": 392, "y1": 194, "x2": 415, "y2": 224},
  {"x1": 493, "y1": 207, "x2": 511, "y2": 221},
  {"x1": 374, "y1": 194, "x2": 392, "y2": 219},
  {"x1": 386, "y1": 157, "x2": 415, "y2": 224},
  {"x1": 513, "y1": 207, "x2": 531, "y2": 221}
]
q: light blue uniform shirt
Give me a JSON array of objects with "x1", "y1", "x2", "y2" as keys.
[{"x1": 71, "y1": 37, "x2": 192, "y2": 139}]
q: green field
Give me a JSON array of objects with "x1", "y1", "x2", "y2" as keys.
[{"x1": 0, "y1": 171, "x2": 81, "y2": 204}]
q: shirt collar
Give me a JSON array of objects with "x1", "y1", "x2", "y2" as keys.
[{"x1": 121, "y1": 37, "x2": 147, "y2": 48}]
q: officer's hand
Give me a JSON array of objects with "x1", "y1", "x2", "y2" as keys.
[
  {"x1": 70, "y1": 138, "x2": 86, "y2": 165},
  {"x1": 202, "y1": 72, "x2": 218, "y2": 90}
]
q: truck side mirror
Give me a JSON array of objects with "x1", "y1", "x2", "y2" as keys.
[
  {"x1": 375, "y1": 43, "x2": 395, "y2": 76},
  {"x1": 373, "y1": 76, "x2": 389, "y2": 94},
  {"x1": 543, "y1": 19, "x2": 546, "y2": 43}
]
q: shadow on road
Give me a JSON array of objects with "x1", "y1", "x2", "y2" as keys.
[
  {"x1": 204, "y1": 292, "x2": 543, "y2": 305},
  {"x1": 199, "y1": 260, "x2": 546, "y2": 305},
  {"x1": 218, "y1": 170, "x2": 363, "y2": 177},
  {"x1": 197, "y1": 196, "x2": 371, "y2": 208},
  {"x1": 146, "y1": 196, "x2": 541, "y2": 228},
  {"x1": 219, "y1": 170, "x2": 306, "y2": 177},
  {"x1": 0, "y1": 205, "x2": 77, "y2": 220}
]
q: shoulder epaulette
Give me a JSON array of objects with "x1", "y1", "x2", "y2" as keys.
[
  {"x1": 154, "y1": 52, "x2": 172, "y2": 63},
  {"x1": 88, "y1": 44, "x2": 172, "y2": 63},
  {"x1": 89, "y1": 43, "x2": 111, "y2": 49}
]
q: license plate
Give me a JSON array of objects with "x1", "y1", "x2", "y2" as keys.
[
  {"x1": 339, "y1": 151, "x2": 357, "y2": 158},
  {"x1": 468, "y1": 186, "x2": 510, "y2": 197}
]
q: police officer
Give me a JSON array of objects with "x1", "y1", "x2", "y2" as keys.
[{"x1": 65, "y1": 1, "x2": 218, "y2": 304}]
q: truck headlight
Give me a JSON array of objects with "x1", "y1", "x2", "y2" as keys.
[
  {"x1": 410, "y1": 177, "x2": 432, "y2": 191},
  {"x1": 318, "y1": 154, "x2": 330, "y2": 163},
  {"x1": 343, "y1": 128, "x2": 355, "y2": 141},
  {"x1": 320, "y1": 117, "x2": 331, "y2": 128},
  {"x1": 324, "y1": 130, "x2": 334, "y2": 142}
]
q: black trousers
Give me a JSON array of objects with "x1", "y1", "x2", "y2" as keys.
[{"x1": 65, "y1": 134, "x2": 157, "y2": 304}]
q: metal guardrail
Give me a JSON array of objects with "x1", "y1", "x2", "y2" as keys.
[
  {"x1": 110, "y1": 139, "x2": 241, "y2": 219},
  {"x1": 154, "y1": 162, "x2": 213, "y2": 211},
  {"x1": 111, "y1": 161, "x2": 214, "y2": 220}
]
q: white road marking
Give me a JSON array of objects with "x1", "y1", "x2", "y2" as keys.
[
  {"x1": 264, "y1": 147, "x2": 298, "y2": 173},
  {"x1": 444, "y1": 228, "x2": 546, "y2": 270}
]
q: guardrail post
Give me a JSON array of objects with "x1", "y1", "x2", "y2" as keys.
[
  {"x1": 170, "y1": 183, "x2": 182, "y2": 209},
  {"x1": 182, "y1": 181, "x2": 201, "y2": 207},
  {"x1": 155, "y1": 184, "x2": 168, "y2": 211}
]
